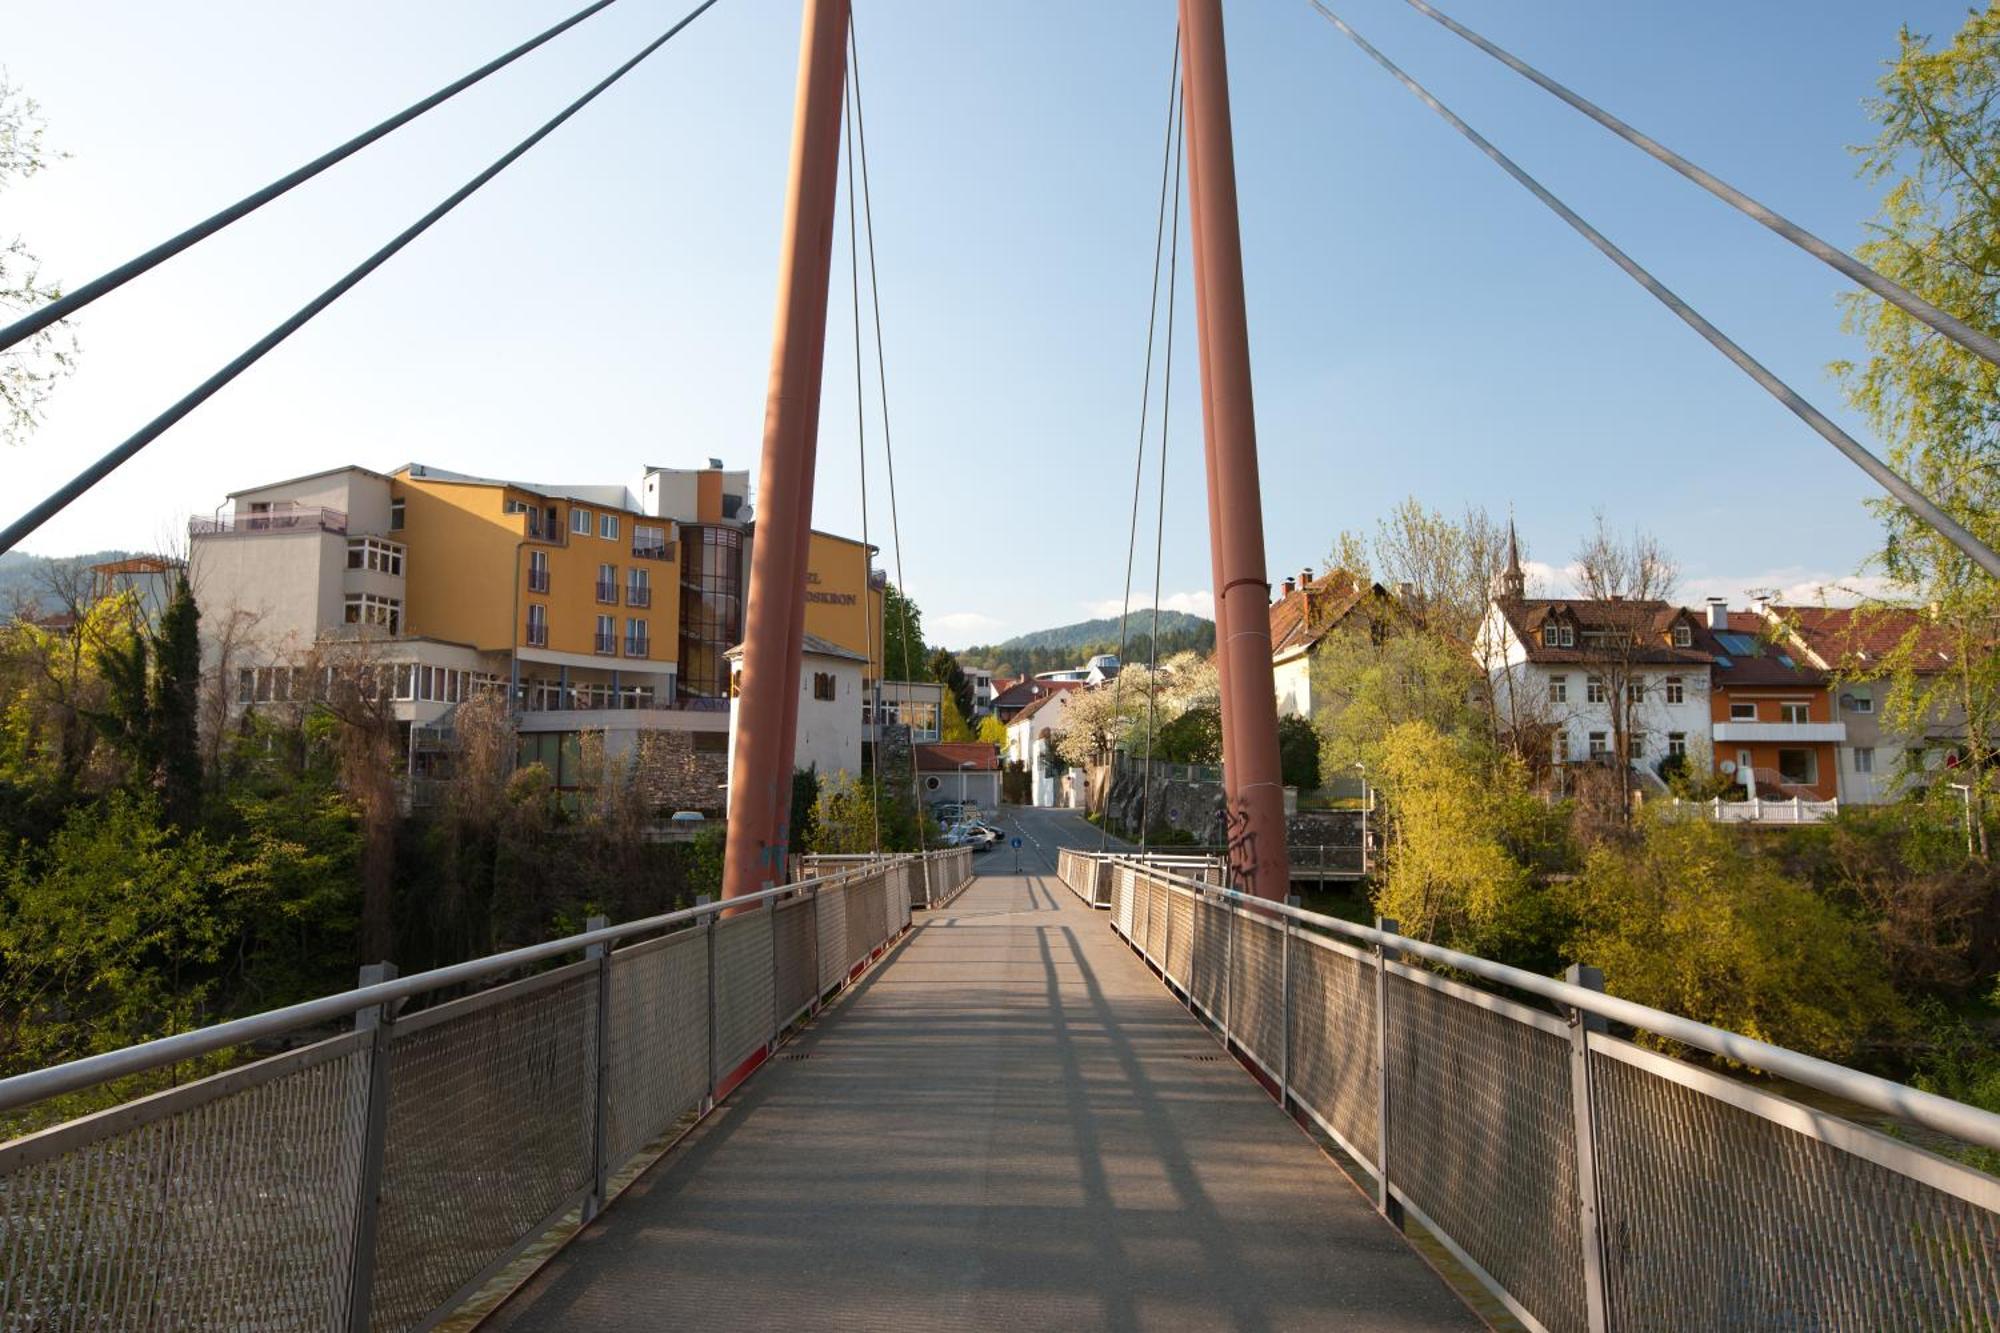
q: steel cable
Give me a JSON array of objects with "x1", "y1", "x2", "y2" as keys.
[
  {"x1": 0, "y1": 0, "x2": 724, "y2": 557},
  {"x1": 1140, "y1": 96, "x2": 1186, "y2": 854},
  {"x1": 0, "y1": 0, "x2": 636, "y2": 354},
  {"x1": 844, "y1": 71, "x2": 882, "y2": 857},
  {"x1": 1308, "y1": 1, "x2": 2000, "y2": 581},
  {"x1": 1398, "y1": 0, "x2": 2000, "y2": 370}
]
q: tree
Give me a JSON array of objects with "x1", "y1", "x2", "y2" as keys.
[
  {"x1": 790, "y1": 766, "x2": 821, "y2": 853},
  {"x1": 1569, "y1": 514, "x2": 1680, "y2": 824},
  {"x1": 1560, "y1": 816, "x2": 1904, "y2": 1061},
  {"x1": 1154, "y1": 705, "x2": 1221, "y2": 765},
  {"x1": 976, "y1": 714, "x2": 1008, "y2": 751},
  {"x1": 1277, "y1": 715, "x2": 1321, "y2": 792},
  {"x1": 1833, "y1": 9, "x2": 2000, "y2": 858},
  {"x1": 938, "y1": 690, "x2": 975, "y2": 743},
  {"x1": 928, "y1": 646, "x2": 975, "y2": 722},
  {"x1": 1369, "y1": 497, "x2": 1514, "y2": 641},
  {"x1": 150, "y1": 577, "x2": 202, "y2": 832},
  {"x1": 0, "y1": 75, "x2": 77, "y2": 445},
  {"x1": 882, "y1": 583, "x2": 925, "y2": 682},
  {"x1": 1310, "y1": 624, "x2": 1484, "y2": 777}
]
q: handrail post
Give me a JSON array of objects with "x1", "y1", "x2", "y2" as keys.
[
  {"x1": 346, "y1": 961, "x2": 400, "y2": 1333},
  {"x1": 1221, "y1": 892, "x2": 1235, "y2": 1051},
  {"x1": 808, "y1": 883, "x2": 823, "y2": 1016},
  {"x1": 698, "y1": 894, "x2": 718, "y2": 1111},
  {"x1": 1373, "y1": 917, "x2": 1402, "y2": 1229},
  {"x1": 1281, "y1": 893, "x2": 1300, "y2": 1111},
  {"x1": 583, "y1": 915, "x2": 612, "y2": 1223},
  {"x1": 1566, "y1": 963, "x2": 1612, "y2": 1333}
]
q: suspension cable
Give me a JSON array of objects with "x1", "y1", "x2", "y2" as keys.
[
  {"x1": 0, "y1": 0, "x2": 637, "y2": 355},
  {"x1": 1101, "y1": 30, "x2": 1183, "y2": 857},
  {"x1": 844, "y1": 70, "x2": 882, "y2": 858},
  {"x1": 848, "y1": 15, "x2": 927, "y2": 866},
  {"x1": 0, "y1": 0, "x2": 723, "y2": 558},
  {"x1": 1139, "y1": 93, "x2": 1186, "y2": 854},
  {"x1": 1397, "y1": 0, "x2": 2000, "y2": 370},
  {"x1": 1308, "y1": 1, "x2": 2000, "y2": 582}
]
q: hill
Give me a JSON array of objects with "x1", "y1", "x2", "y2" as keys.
[
  {"x1": 960, "y1": 610, "x2": 1214, "y2": 677},
  {"x1": 0, "y1": 550, "x2": 140, "y2": 614}
]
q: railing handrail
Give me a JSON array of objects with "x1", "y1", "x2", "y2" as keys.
[
  {"x1": 1104, "y1": 855, "x2": 2000, "y2": 1153},
  {"x1": 0, "y1": 859, "x2": 915, "y2": 1117}
]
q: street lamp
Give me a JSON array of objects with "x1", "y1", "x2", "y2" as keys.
[
  {"x1": 1352, "y1": 762, "x2": 1372, "y2": 877},
  {"x1": 1948, "y1": 781, "x2": 1975, "y2": 857}
]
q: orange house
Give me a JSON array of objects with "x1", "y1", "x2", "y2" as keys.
[{"x1": 1706, "y1": 609, "x2": 1841, "y2": 800}]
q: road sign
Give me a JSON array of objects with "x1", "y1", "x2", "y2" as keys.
[{"x1": 1010, "y1": 837, "x2": 1022, "y2": 848}]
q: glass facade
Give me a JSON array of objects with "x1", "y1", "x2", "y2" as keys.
[{"x1": 678, "y1": 524, "x2": 742, "y2": 700}]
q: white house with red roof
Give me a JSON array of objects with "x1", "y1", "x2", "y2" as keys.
[{"x1": 1003, "y1": 681, "x2": 1082, "y2": 806}]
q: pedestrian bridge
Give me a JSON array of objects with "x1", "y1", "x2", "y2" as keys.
[{"x1": 1, "y1": 819, "x2": 1996, "y2": 1332}]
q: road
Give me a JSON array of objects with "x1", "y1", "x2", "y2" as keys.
[{"x1": 486, "y1": 804, "x2": 1481, "y2": 1332}]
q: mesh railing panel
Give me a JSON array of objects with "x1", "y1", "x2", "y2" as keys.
[
  {"x1": 1229, "y1": 912, "x2": 1285, "y2": 1075},
  {"x1": 1166, "y1": 888, "x2": 1195, "y2": 990},
  {"x1": 0, "y1": 1039, "x2": 368, "y2": 1331},
  {"x1": 1384, "y1": 970, "x2": 1586, "y2": 1333},
  {"x1": 842, "y1": 875, "x2": 883, "y2": 975},
  {"x1": 1191, "y1": 895, "x2": 1228, "y2": 1023},
  {"x1": 1146, "y1": 878, "x2": 1168, "y2": 961},
  {"x1": 1114, "y1": 865, "x2": 1136, "y2": 936},
  {"x1": 1288, "y1": 937, "x2": 1378, "y2": 1164},
  {"x1": 603, "y1": 930, "x2": 708, "y2": 1171},
  {"x1": 816, "y1": 881, "x2": 850, "y2": 992},
  {"x1": 713, "y1": 911, "x2": 775, "y2": 1074},
  {"x1": 773, "y1": 897, "x2": 818, "y2": 1025},
  {"x1": 370, "y1": 972, "x2": 596, "y2": 1331},
  {"x1": 1591, "y1": 1042, "x2": 2000, "y2": 1330}
]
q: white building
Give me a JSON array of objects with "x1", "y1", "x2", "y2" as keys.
[
  {"x1": 962, "y1": 664, "x2": 997, "y2": 717},
  {"x1": 915, "y1": 743, "x2": 1002, "y2": 810},
  {"x1": 725, "y1": 634, "x2": 867, "y2": 787},
  {"x1": 1004, "y1": 682, "x2": 1081, "y2": 806}
]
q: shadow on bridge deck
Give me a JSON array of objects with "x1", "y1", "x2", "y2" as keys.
[{"x1": 483, "y1": 862, "x2": 1481, "y2": 1331}]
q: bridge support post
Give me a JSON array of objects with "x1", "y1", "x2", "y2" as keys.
[
  {"x1": 1372, "y1": 919, "x2": 1402, "y2": 1229},
  {"x1": 1177, "y1": 0, "x2": 1290, "y2": 899},
  {"x1": 584, "y1": 915, "x2": 612, "y2": 1223},
  {"x1": 346, "y1": 962, "x2": 400, "y2": 1333},
  {"x1": 721, "y1": 0, "x2": 851, "y2": 905},
  {"x1": 1566, "y1": 963, "x2": 1612, "y2": 1333}
]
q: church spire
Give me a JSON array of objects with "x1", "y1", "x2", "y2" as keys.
[{"x1": 1495, "y1": 517, "x2": 1526, "y2": 601}]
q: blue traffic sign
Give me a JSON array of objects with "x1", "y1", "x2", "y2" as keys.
[{"x1": 1010, "y1": 837, "x2": 1023, "y2": 848}]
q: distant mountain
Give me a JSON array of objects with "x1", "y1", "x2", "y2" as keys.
[
  {"x1": 0, "y1": 550, "x2": 139, "y2": 614},
  {"x1": 960, "y1": 611, "x2": 1214, "y2": 676}
]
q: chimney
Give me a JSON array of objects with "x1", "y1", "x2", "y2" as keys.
[
  {"x1": 1300, "y1": 567, "x2": 1313, "y2": 589},
  {"x1": 1396, "y1": 581, "x2": 1416, "y2": 604},
  {"x1": 1706, "y1": 597, "x2": 1728, "y2": 631},
  {"x1": 1282, "y1": 576, "x2": 1296, "y2": 596}
]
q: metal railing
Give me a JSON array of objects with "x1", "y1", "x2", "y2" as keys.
[
  {"x1": 190, "y1": 504, "x2": 347, "y2": 537},
  {"x1": 1056, "y1": 848, "x2": 1226, "y2": 909},
  {"x1": 800, "y1": 846, "x2": 974, "y2": 910},
  {"x1": 0, "y1": 859, "x2": 921, "y2": 1331},
  {"x1": 1068, "y1": 856, "x2": 2000, "y2": 1333}
]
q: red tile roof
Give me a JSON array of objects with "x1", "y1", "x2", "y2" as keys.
[
  {"x1": 1268, "y1": 569, "x2": 1373, "y2": 655},
  {"x1": 1006, "y1": 682, "x2": 1079, "y2": 725},
  {"x1": 914, "y1": 742, "x2": 1002, "y2": 772},
  {"x1": 1497, "y1": 598, "x2": 1711, "y2": 667},
  {"x1": 1768, "y1": 605, "x2": 1963, "y2": 673},
  {"x1": 1710, "y1": 612, "x2": 1824, "y2": 689}
]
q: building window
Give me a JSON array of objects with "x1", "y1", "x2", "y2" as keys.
[
  {"x1": 1551, "y1": 730, "x2": 1566, "y2": 764},
  {"x1": 526, "y1": 603, "x2": 548, "y2": 646},
  {"x1": 237, "y1": 668, "x2": 254, "y2": 704},
  {"x1": 343, "y1": 593, "x2": 402, "y2": 634},
  {"x1": 625, "y1": 617, "x2": 649, "y2": 658},
  {"x1": 1664, "y1": 676, "x2": 1685, "y2": 705},
  {"x1": 597, "y1": 563, "x2": 617, "y2": 603},
  {"x1": 813, "y1": 671, "x2": 837, "y2": 701},
  {"x1": 1730, "y1": 701, "x2": 1757, "y2": 721},
  {"x1": 599, "y1": 513, "x2": 619, "y2": 541},
  {"x1": 1627, "y1": 680, "x2": 1644, "y2": 704},
  {"x1": 1777, "y1": 748, "x2": 1817, "y2": 786},
  {"x1": 633, "y1": 523, "x2": 668, "y2": 560},
  {"x1": 1628, "y1": 734, "x2": 1644, "y2": 760},
  {"x1": 627, "y1": 567, "x2": 650, "y2": 607},
  {"x1": 1854, "y1": 746, "x2": 1874, "y2": 773},
  {"x1": 1779, "y1": 702, "x2": 1810, "y2": 725},
  {"x1": 394, "y1": 664, "x2": 414, "y2": 700},
  {"x1": 1673, "y1": 623, "x2": 1691, "y2": 647},
  {"x1": 1542, "y1": 623, "x2": 1559, "y2": 647},
  {"x1": 572, "y1": 507, "x2": 592, "y2": 535},
  {"x1": 1559, "y1": 625, "x2": 1575, "y2": 648},
  {"x1": 1586, "y1": 676, "x2": 1605, "y2": 704},
  {"x1": 1548, "y1": 675, "x2": 1567, "y2": 704},
  {"x1": 1846, "y1": 691, "x2": 1873, "y2": 714},
  {"x1": 595, "y1": 614, "x2": 616, "y2": 655},
  {"x1": 389, "y1": 499, "x2": 405, "y2": 531},
  {"x1": 528, "y1": 550, "x2": 550, "y2": 594},
  {"x1": 1667, "y1": 732, "x2": 1687, "y2": 758},
  {"x1": 1588, "y1": 731, "x2": 1608, "y2": 759},
  {"x1": 678, "y1": 524, "x2": 742, "y2": 699},
  {"x1": 345, "y1": 537, "x2": 404, "y2": 575}
]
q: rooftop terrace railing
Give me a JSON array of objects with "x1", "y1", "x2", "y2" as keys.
[
  {"x1": 1060, "y1": 848, "x2": 2000, "y2": 1333},
  {"x1": 0, "y1": 855, "x2": 941, "y2": 1331}
]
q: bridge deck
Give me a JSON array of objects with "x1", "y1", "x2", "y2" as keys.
[{"x1": 487, "y1": 826, "x2": 1480, "y2": 1331}]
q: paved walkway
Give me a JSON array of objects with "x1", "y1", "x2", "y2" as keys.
[{"x1": 487, "y1": 825, "x2": 1481, "y2": 1331}]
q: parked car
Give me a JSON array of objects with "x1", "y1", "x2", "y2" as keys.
[{"x1": 943, "y1": 822, "x2": 997, "y2": 851}]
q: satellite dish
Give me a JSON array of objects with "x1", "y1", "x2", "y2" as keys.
[{"x1": 1719, "y1": 760, "x2": 1737, "y2": 775}]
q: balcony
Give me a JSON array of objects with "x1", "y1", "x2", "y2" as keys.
[
  {"x1": 624, "y1": 636, "x2": 650, "y2": 660},
  {"x1": 626, "y1": 585, "x2": 651, "y2": 608},
  {"x1": 190, "y1": 505, "x2": 346, "y2": 537},
  {"x1": 526, "y1": 568, "x2": 550, "y2": 594},
  {"x1": 1713, "y1": 721, "x2": 1846, "y2": 744},
  {"x1": 594, "y1": 632, "x2": 616, "y2": 656},
  {"x1": 525, "y1": 622, "x2": 548, "y2": 647}
]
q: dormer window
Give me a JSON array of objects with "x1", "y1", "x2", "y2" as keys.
[
  {"x1": 1559, "y1": 624, "x2": 1574, "y2": 648},
  {"x1": 1542, "y1": 623, "x2": 1559, "y2": 647},
  {"x1": 1673, "y1": 623, "x2": 1691, "y2": 648}
]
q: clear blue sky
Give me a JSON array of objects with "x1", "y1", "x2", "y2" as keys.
[{"x1": 3, "y1": 0, "x2": 1970, "y2": 646}]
